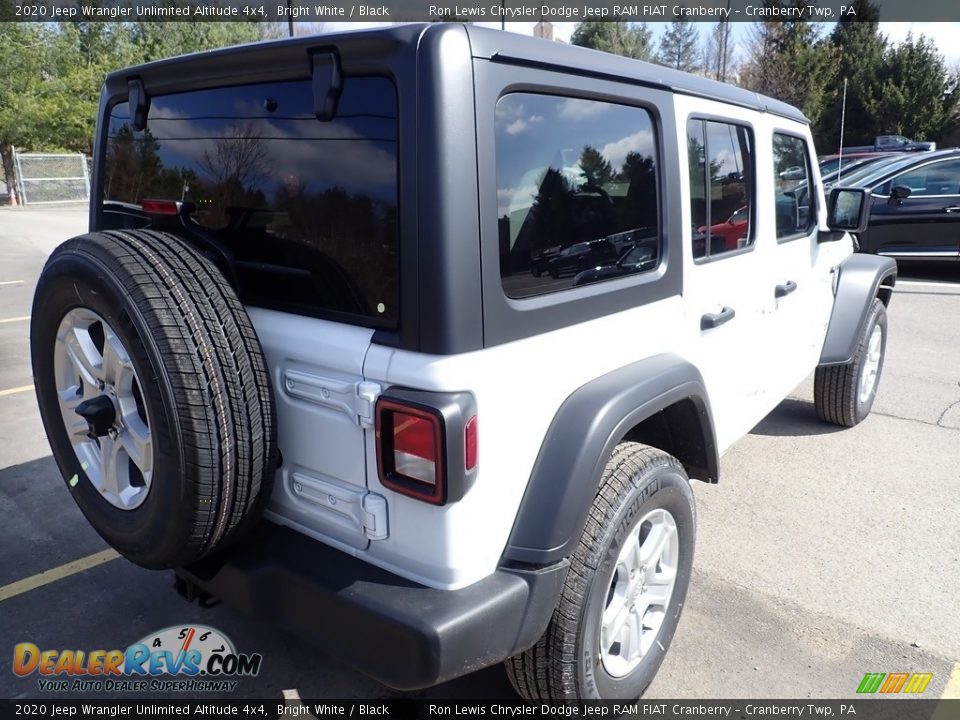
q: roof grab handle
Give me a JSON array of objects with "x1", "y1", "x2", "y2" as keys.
[
  {"x1": 127, "y1": 77, "x2": 150, "y2": 131},
  {"x1": 310, "y1": 49, "x2": 342, "y2": 121}
]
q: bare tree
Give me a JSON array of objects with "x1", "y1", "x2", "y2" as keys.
[
  {"x1": 704, "y1": 19, "x2": 735, "y2": 82},
  {"x1": 200, "y1": 123, "x2": 269, "y2": 191}
]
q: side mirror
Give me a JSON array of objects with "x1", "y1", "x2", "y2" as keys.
[
  {"x1": 889, "y1": 185, "x2": 912, "y2": 205},
  {"x1": 826, "y1": 187, "x2": 872, "y2": 234}
]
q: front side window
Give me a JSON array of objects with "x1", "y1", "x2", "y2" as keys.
[
  {"x1": 883, "y1": 160, "x2": 960, "y2": 197},
  {"x1": 495, "y1": 94, "x2": 660, "y2": 298},
  {"x1": 772, "y1": 133, "x2": 815, "y2": 240},
  {"x1": 101, "y1": 77, "x2": 399, "y2": 326},
  {"x1": 687, "y1": 118, "x2": 754, "y2": 259}
]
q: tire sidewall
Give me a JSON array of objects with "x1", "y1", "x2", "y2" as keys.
[
  {"x1": 32, "y1": 247, "x2": 190, "y2": 567},
  {"x1": 854, "y1": 300, "x2": 887, "y2": 422},
  {"x1": 578, "y1": 466, "x2": 696, "y2": 699}
]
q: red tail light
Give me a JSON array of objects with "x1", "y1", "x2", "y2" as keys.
[
  {"x1": 141, "y1": 199, "x2": 180, "y2": 215},
  {"x1": 376, "y1": 400, "x2": 445, "y2": 504}
]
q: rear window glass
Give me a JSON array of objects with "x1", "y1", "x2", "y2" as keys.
[
  {"x1": 101, "y1": 77, "x2": 399, "y2": 327},
  {"x1": 495, "y1": 94, "x2": 660, "y2": 298}
]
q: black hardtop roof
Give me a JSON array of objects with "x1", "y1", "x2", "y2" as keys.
[
  {"x1": 463, "y1": 25, "x2": 808, "y2": 124},
  {"x1": 105, "y1": 23, "x2": 807, "y2": 125}
]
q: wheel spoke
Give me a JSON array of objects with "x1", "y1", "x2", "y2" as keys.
[
  {"x1": 57, "y1": 387, "x2": 90, "y2": 441},
  {"x1": 102, "y1": 328, "x2": 131, "y2": 388},
  {"x1": 120, "y1": 419, "x2": 152, "y2": 476},
  {"x1": 99, "y1": 436, "x2": 125, "y2": 498},
  {"x1": 601, "y1": 594, "x2": 630, "y2": 648},
  {"x1": 61, "y1": 326, "x2": 103, "y2": 387},
  {"x1": 620, "y1": 611, "x2": 642, "y2": 663},
  {"x1": 640, "y1": 520, "x2": 674, "y2": 574},
  {"x1": 639, "y1": 579, "x2": 673, "y2": 612}
]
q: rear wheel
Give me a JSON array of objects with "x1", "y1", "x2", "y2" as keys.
[
  {"x1": 814, "y1": 298, "x2": 887, "y2": 427},
  {"x1": 506, "y1": 442, "x2": 695, "y2": 700},
  {"x1": 31, "y1": 230, "x2": 277, "y2": 568}
]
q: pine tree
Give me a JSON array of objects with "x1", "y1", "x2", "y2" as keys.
[
  {"x1": 571, "y1": 22, "x2": 653, "y2": 61},
  {"x1": 657, "y1": 20, "x2": 700, "y2": 73},
  {"x1": 738, "y1": 1, "x2": 838, "y2": 127},
  {"x1": 814, "y1": 0, "x2": 886, "y2": 150}
]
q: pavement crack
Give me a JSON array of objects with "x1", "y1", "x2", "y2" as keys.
[
  {"x1": 869, "y1": 409, "x2": 960, "y2": 430},
  {"x1": 936, "y1": 396, "x2": 960, "y2": 428}
]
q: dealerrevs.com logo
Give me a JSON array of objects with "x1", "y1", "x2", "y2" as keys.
[{"x1": 12, "y1": 625, "x2": 263, "y2": 693}]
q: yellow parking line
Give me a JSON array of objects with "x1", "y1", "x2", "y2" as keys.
[
  {"x1": 0, "y1": 315, "x2": 29, "y2": 324},
  {"x1": 0, "y1": 549, "x2": 120, "y2": 602},
  {"x1": 0, "y1": 384, "x2": 33, "y2": 397},
  {"x1": 0, "y1": 280, "x2": 24, "y2": 286}
]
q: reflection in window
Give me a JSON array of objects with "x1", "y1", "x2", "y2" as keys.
[
  {"x1": 495, "y1": 94, "x2": 660, "y2": 298},
  {"x1": 885, "y1": 159, "x2": 960, "y2": 198},
  {"x1": 687, "y1": 118, "x2": 754, "y2": 259},
  {"x1": 772, "y1": 133, "x2": 815, "y2": 239},
  {"x1": 101, "y1": 77, "x2": 399, "y2": 326}
]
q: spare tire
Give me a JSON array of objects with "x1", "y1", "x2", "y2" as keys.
[{"x1": 31, "y1": 230, "x2": 277, "y2": 568}]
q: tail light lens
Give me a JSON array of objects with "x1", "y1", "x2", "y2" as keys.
[
  {"x1": 140, "y1": 199, "x2": 180, "y2": 215},
  {"x1": 376, "y1": 401, "x2": 445, "y2": 504}
]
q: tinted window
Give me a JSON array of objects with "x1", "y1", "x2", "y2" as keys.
[
  {"x1": 772, "y1": 133, "x2": 815, "y2": 239},
  {"x1": 687, "y1": 119, "x2": 754, "y2": 259},
  {"x1": 495, "y1": 94, "x2": 660, "y2": 298},
  {"x1": 101, "y1": 77, "x2": 399, "y2": 326},
  {"x1": 886, "y1": 160, "x2": 960, "y2": 197}
]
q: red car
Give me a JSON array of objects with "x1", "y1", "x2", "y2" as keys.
[{"x1": 699, "y1": 206, "x2": 749, "y2": 251}]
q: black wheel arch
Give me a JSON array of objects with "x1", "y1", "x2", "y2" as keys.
[
  {"x1": 502, "y1": 353, "x2": 718, "y2": 566},
  {"x1": 820, "y1": 253, "x2": 897, "y2": 367}
]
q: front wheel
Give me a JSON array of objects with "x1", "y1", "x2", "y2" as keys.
[
  {"x1": 814, "y1": 298, "x2": 887, "y2": 427},
  {"x1": 506, "y1": 442, "x2": 696, "y2": 700}
]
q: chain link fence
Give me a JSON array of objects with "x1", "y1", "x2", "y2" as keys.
[{"x1": 13, "y1": 150, "x2": 90, "y2": 205}]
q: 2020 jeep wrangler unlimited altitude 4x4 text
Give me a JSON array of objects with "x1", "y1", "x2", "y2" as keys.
[{"x1": 30, "y1": 24, "x2": 896, "y2": 700}]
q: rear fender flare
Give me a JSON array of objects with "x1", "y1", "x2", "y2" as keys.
[{"x1": 503, "y1": 354, "x2": 717, "y2": 565}]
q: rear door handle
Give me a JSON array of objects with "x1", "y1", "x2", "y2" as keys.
[
  {"x1": 944, "y1": 206, "x2": 960, "y2": 213},
  {"x1": 775, "y1": 280, "x2": 798, "y2": 298},
  {"x1": 700, "y1": 306, "x2": 735, "y2": 330}
]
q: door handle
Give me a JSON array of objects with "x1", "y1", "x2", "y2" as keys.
[
  {"x1": 775, "y1": 280, "x2": 798, "y2": 298},
  {"x1": 700, "y1": 306, "x2": 736, "y2": 330},
  {"x1": 944, "y1": 206, "x2": 960, "y2": 213}
]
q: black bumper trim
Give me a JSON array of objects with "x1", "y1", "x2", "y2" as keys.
[{"x1": 176, "y1": 523, "x2": 567, "y2": 690}]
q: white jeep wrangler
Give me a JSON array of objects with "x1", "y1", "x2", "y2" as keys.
[{"x1": 31, "y1": 24, "x2": 896, "y2": 700}]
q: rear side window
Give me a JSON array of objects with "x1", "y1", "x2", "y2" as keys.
[
  {"x1": 495, "y1": 94, "x2": 660, "y2": 298},
  {"x1": 101, "y1": 77, "x2": 399, "y2": 327},
  {"x1": 772, "y1": 133, "x2": 816, "y2": 240},
  {"x1": 687, "y1": 118, "x2": 754, "y2": 259}
]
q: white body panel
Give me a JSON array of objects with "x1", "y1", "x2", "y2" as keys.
[
  {"x1": 249, "y1": 308, "x2": 378, "y2": 552},
  {"x1": 257, "y1": 95, "x2": 855, "y2": 591}
]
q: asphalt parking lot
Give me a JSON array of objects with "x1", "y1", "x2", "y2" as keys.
[{"x1": 0, "y1": 205, "x2": 958, "y2": 702}]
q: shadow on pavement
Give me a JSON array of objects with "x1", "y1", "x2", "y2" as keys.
[{"x1": 750, "y1": 398, "x2": 846, "y2": 438}]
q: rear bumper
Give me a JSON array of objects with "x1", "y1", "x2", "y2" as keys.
[{"x1": 176, "y1": 523, "x2": 568, "y2": 690}]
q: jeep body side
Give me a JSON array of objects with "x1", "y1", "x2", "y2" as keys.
[{"x1": 33, "y1": 23, "x2": 896, "y2": 697}]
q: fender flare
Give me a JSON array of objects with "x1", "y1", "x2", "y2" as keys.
[
  {"x1": 819, "y1": 254, "x2": 897, "y2": 367},
  {"x1": 503, "y1": 354, "x2": 718, "y2": 565}
]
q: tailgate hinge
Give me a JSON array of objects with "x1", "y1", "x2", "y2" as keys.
[{"x1": 356, "y1": 381, "x2": 381, "y2": 428}]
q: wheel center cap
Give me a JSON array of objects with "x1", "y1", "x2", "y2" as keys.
[{"x1": 75, "y1": 395, "x2": 116, "y2": 439}]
